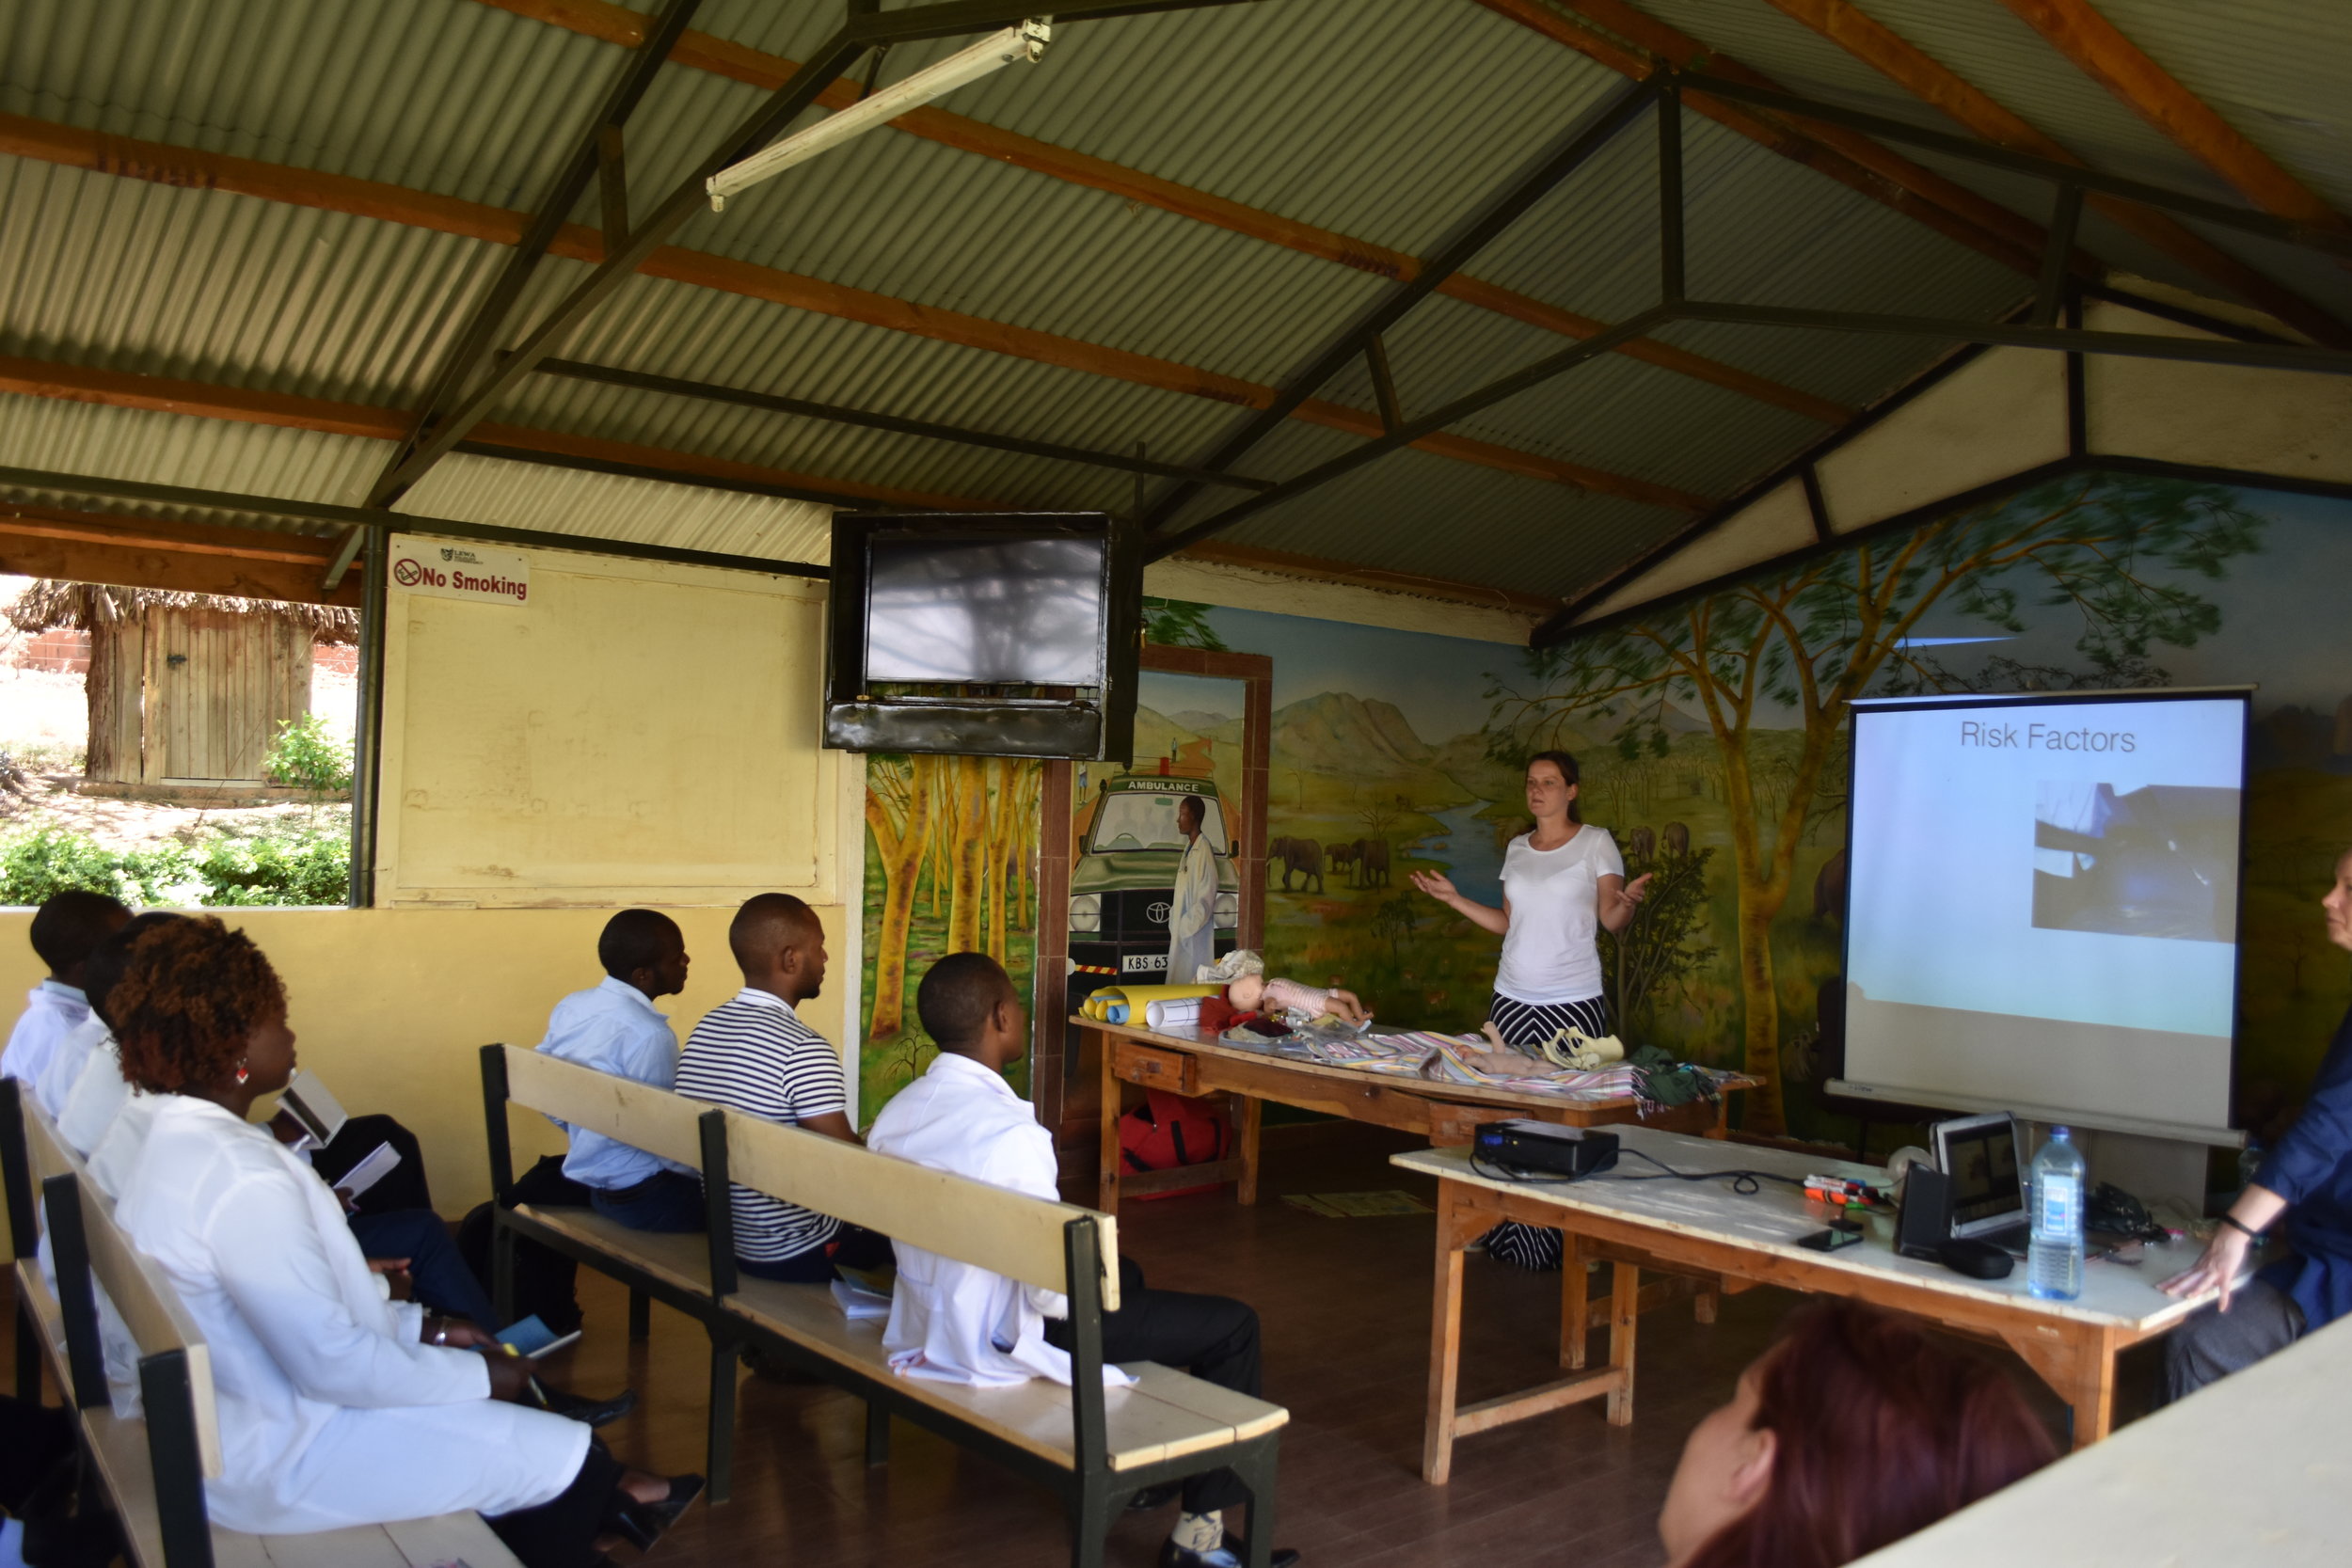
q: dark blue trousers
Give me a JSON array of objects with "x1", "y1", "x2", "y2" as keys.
[{"x1": 349, "y1": 1208, "x2": 504, "y2": 1330}]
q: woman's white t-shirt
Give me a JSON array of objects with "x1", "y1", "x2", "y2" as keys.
[{"x1": 1494, "y1": 825, "x2": 1625, "y2": 1004}]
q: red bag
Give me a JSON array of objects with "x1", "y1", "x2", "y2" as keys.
[{"x1": 1118, "y1": 1088, "x2": 1231, "y2": 1200}]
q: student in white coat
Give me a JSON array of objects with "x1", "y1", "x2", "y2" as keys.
[
  {"x1": 1166, "y1": 794, "x2": 1218, "y2": 984},
  {"x1": 0, "y1": 890, "x2": 128, "y2": 1113},
  {"x1": 867, "y1": 952, "x2": 1298, "y2": 1568},
  {"x1": 106, "y1": 917, "x2": 697, "y2": 1564}
]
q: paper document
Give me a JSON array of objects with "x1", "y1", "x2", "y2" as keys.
[
  {"x1": 278, "y1": 1069, "x2": 349, "y2": 1148},
  {"x1": 1146, "y1": 998, "x2": 1204, "y2": 1032},
  {"x1": 331, "y1": 1141, "x2": 401, "y2": 1202},
  {"x1": 831, "y1": 1279, "x2": 892, "y2": 1321}
]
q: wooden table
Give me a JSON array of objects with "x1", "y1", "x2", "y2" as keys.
[
  {"x1": 1077, "y1": 1015, "x2": 1755, "y2": 1214},
  {"x1": 1394, "y1": 1127, "x2": 2220, "y2": 1483}
]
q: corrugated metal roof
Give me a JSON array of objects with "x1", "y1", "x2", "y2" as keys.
[{"x1": 0, "y1": 0, "x2": 2344, "y2": 619}]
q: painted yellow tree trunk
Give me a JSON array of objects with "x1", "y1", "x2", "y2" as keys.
[
  {"x1": 984, "y1": 759, "x2": 1011, "y2": 965},
  {"x1": 865, "y1": 767, "x2": 930, "y2": 1040},
  {"x1": 946, "y1": 753, "x2": 989, "y2": 954}
]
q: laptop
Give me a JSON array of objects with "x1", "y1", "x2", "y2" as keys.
[{"x1": 1931, "y1": 1111, "x2": 2029, "y2": 1252}]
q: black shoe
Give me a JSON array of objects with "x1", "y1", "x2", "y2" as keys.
[
  {"x1": 1158, "y1": 1534, "x2": 1299, "y2": 1568},
  {"x1": 541, "y1": 1385, "x2": 639, "y2": 1428},
  {"x1": 1126, "y1": 1482, "x2": 1182, "y2": 1512},
  {"x1": 612, "y1": 1474, "x2": 705, "y2": 1552}
]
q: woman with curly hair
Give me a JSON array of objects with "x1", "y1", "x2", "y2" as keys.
[
  {"x1": 1657, "y1": 1300, "x2": 2055, "y2": 1568},
  {"x1": 109, "y1": 917, "x2": 695, "y2": 1563}
]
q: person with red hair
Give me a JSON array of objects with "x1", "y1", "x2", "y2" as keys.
[{"x1": 1657, "y1": 1301, "x2": 2056, "y2": 1568}]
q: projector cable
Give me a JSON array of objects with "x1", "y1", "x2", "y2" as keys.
[{"x1": 1471, "y1": 1147, "x2": 1811, "y2": 1197}]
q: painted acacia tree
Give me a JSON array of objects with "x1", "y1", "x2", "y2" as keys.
[{"x1": 1487, "y1": 474, "x2": 2264, "y2": 1132}]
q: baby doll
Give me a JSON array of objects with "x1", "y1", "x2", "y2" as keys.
[{"x1": 1228, "y1": 972, "x2": 1370, "y2": 1025}]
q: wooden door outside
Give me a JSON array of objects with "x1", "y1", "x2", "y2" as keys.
[{"x1": 141, "y1": 607, "x2": 311, "y2": 783}]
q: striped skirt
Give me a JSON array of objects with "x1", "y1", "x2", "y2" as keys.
[{"x1": 1479, "y1": 990, "x2": 1609, "y2": 1274}]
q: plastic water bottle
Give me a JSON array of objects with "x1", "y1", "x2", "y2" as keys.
[{"x1": 2028, "y1": 1127, "x2": 2086, "y2": 1301}]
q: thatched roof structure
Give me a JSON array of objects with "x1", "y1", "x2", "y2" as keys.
[{"x1": 4, "y1": 581, "x2": 359, "y2": 644}]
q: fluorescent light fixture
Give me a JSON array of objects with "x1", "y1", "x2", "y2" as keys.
[{"x1": 707, "y1": 20, "x2": 1052, "y2": 212}]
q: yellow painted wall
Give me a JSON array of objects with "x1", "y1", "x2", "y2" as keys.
[{"x1": 0, "y1": 901, "x2": 854, "y2": 1216}]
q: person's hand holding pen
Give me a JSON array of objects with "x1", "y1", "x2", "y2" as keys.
[{"x1": 482, "y1": 1341, "x2": 546, "y2": 1405}]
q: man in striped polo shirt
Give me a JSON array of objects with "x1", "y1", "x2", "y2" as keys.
[{"x1": 675, "y1": 894, "x2": 892, "y2": 1282}]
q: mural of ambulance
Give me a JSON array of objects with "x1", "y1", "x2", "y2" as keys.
[{"x1": 1068, "y1": 773, "x2": 1239, "y2": 1011}]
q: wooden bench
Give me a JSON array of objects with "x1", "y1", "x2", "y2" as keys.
[
  {"x1": 2, "y1": 1079, "x2": 526, "y2": 1568},
  {"x1": 478, "y1": 1043, "x2": 742, "y2": 1492},
  {"x1": 481, "y1": 1044, "x2": 1289, "y2": 1568}
]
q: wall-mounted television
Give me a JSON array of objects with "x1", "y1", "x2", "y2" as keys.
[{"x1": 824, "y1": 512, "x2": 1140, "y2": 760}]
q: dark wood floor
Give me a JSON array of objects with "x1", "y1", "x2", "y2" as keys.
[{"x1": 8, "y1": 1121, "x2": 2153, "y2": 1567}]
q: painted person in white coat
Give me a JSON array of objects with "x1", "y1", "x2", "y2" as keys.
[
  {"x1": 106, "y1": 917, "x2": 698, "y2": 1564},
  {"x1": 0, "y1": 890, "x2": 128, "y2": 1114},
  {"x1": 867, "y1": 953, "x2": 1299, "y2": 1568},
  {"x1": 1167, "y1": 794, "x2": 1218, "y2": 984}
]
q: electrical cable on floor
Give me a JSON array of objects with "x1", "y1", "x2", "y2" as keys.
[{"x1": 1470, "y1": 1147, "x2": 1811, "y2": 1197}]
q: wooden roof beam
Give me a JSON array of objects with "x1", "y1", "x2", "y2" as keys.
[
  {"x1": 0, "y1": 356, "x2": 1001, "y2": 514},
  {"x1": 0, "y1": 503, "x2": 364, "y2": 606},
  {"x1": 467, "y1": 0, "x2": 1846, "y2": 424},
  {"x1": 1757, "y1": 0, "x2": 2351, "y2": 345},
  {"x1": 1993, "y1": 0, "x2": 2352, "y2": 255},
  {"x1": 0, "y1": 115, "x2": 1706, "y2": 514}
]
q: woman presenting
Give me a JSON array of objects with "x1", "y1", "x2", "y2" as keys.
[{"x1": 1411, "y1": 750, "x2": 1650, "y2": 1048}]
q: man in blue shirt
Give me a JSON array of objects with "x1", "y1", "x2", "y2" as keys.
[
  {"x1": 537, "y1": 910, "x2": 704, "y2": 1232},
  {"x1": 2162, "y1": 847, "x2": 2352, "y2": 1397}
]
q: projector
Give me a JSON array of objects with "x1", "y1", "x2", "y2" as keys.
[{"x1": 1472, "y1": 1119, "x2": 1620, "y2": 1179}]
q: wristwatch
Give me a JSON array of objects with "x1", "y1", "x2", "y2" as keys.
[{"x1": 431, "y1": 1321, "x2": 450, "y2": 1346}]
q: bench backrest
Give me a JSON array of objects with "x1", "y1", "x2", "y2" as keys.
[
  {"x1": 484, "y1": 1043, "x2": 1119, "y2": 1307},
  {"x1": 19, "y1": 1089, "x2": 226, "y2": 1480},
  {"x1": 720, "y1": 1106, "x2": 1120, "y2": 1307},
  {"x1": 497, "y1": 1044, "x2": 710, "y2": 1171}
]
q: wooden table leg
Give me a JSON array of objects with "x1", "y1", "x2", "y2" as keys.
[
  {"x1": 1233, "y1": 1093, "x2": 1262, "y2": 1206},
  {"x1": 1422, "y1": 1197, "x2": 1473, "y2": 1484},
  {"x1": 1693, "y1": 1282, "x2": 1720, "y2": 1324},
  {"x1": 1098, "y1": 1033, "x2": 1122, "y2": 1214},
  {"x1": 1999, "y1": 1322, "x2": 2118, "y2": 1450},
  {"x1": 1561, "y1": 1233, "x2": 1588, "y2": 1370},
  {"x1": 1606, "y1": 1258, "x2": 1639, "y2": 1427}
]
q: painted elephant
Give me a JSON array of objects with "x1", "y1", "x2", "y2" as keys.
[
  {"x1": 1268, "y1": 836, "x2": 1325, "y2": 893},
  {"x1": 1661, "y1": 821, "x2": 1691, "y2": 857},
  {"x1": 1354, "y1": 837, "x2": 1391, "y2": 888}
]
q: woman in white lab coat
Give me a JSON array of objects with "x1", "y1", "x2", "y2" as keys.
[{"x1": 107, "y1": 917, "x2": 695, "y2": 1564}]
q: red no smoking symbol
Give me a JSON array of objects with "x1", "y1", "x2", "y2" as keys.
[{"x1": 392, "y1": 559, "x2": 424, "y2": 586}]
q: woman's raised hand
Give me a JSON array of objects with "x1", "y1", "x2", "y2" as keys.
[{"x1": 1409, "y1": 869, "x2": 1459, "y2": 903}]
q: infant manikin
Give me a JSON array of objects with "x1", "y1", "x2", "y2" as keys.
[{"x1": 1227, "y1": 972, "x2": 1370, "y2": 1026}]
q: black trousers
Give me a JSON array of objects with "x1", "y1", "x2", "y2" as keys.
[
  {"x1": 485, "y1": 1435, "x2": 626, "y2": 1568},
  {"x1": 1046, "y1": 1257, "x2": 1263, "y2": 1516}
]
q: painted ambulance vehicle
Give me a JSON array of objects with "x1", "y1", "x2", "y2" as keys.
[{"x1": 1068, "y1": 774, "x2": 1240, "y2": 1013}]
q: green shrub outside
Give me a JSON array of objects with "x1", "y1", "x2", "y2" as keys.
[
  {"x1": 198, "y1": 832, "x2": 350, "y2": 907},
  {"x1": 262, "y1": 713, "x2": 354, "y2": 797},
  {"x1": 0, "y1": 825, "x2": 348, "y2": 909}
]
